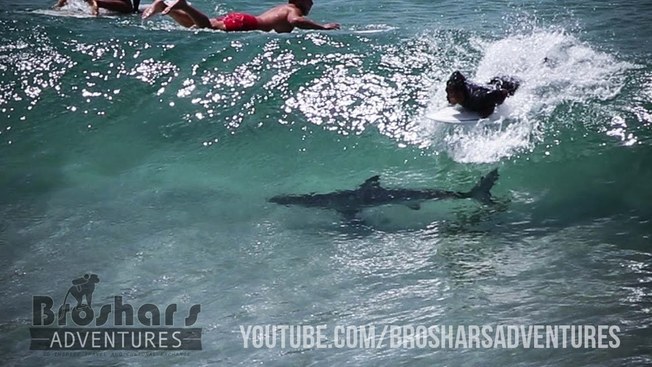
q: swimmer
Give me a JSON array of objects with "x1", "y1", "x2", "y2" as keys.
[
  {"x1": 445, "y1": 71, "x2": 521, "y2": 118},
  {"x1": 54, "y1": 0, "x2": 140, "y2": 15},
  {"x1": 142, "y1": 0, "x2": 340, "y2": 33}
]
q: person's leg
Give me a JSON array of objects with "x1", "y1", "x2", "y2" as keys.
[
  {"x1": 142, "y1": 0, "x2": 195, "y2": 27},
  {"x1": 488, "y1": 76, "x2": 520, "y2": 96},
  {"x1": 166, "y1": 8, "x2": 197, "y2": 27},
  {"x1": 87, "y1": 0, "x2": 99, "y2": 15},
  {"x1": 162, "y1": 0, "x2": 212, "y2": 28},
  {"x1": 143, "y1": 0, "x2": 207, "y2": 28},
  {"x1": 94, "y1": 0, "x2": 133, "y2": 13}
]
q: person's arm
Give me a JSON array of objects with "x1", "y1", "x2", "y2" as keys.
[{"x1": 288, "y1": 15, "x2": 340, "y2": 30}]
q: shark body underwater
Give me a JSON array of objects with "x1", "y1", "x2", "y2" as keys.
[{"x1": 269, "y1": 169, "x2": 499, "y2": 219}]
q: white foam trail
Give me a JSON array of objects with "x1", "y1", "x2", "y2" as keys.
[
  {"x1": 421, "y1": 29, "x2": 633, "y2": 163},
  {"x1": 39, "y1": 0, "x2": 116, "y2": 17}
]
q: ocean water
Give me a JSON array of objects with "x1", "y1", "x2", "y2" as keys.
[{"x1": 1, "y1": 0, "x2": 651, "y2": 365}]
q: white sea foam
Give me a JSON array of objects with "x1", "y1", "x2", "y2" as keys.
[{"x1": 35, "y1": 0, "x2": 113, "y2": 17}]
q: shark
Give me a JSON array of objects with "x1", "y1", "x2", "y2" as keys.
[{"x1": 269, "y1": 169, "x2": 499, "y2": 219}]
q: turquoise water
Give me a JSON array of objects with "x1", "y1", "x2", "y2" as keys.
[{"x1": 1, "y1": 0, "x2": 651, "y2": 365}]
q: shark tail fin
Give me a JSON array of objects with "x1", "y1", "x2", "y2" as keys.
[{"x1": 468, "y1": 169, "x2": 499, "y2": 205}]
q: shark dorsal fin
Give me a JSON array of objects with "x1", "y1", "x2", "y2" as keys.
[{"x1": 360, "y1": 175, "x2": 381, "y2": 188}]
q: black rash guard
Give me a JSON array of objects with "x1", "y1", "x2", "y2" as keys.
[{"x1": 459, "y1": 76, "x2": 520, "y2": 118}]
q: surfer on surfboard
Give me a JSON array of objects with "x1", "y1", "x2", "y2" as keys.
[{"x1": 445, "y1": 71, "x2": 520, "y2": 118}]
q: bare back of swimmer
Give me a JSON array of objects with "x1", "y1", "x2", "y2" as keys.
[{"x1": 142, "y1": 0, "x2": 340, "y2": 33}]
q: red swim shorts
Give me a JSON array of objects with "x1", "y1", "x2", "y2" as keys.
[{"x1": 217, "y1": 13, "x2": 259, "y2": 32}]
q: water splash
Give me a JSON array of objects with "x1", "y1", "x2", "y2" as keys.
[
  {"x1": 420, "y1": 28, "x2": 634, "y2": 163},
  {"x1": 35, "y1": 0, "x2": 114, "y2": 17}
]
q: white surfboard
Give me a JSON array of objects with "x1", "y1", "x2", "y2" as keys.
[{"x1": 425, "y1": 106, "x2": 490, "y2": 124}]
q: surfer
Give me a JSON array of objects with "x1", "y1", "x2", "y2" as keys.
[
  {"x1": 142, "y1": 0, "x2": 340, "y2": 33},
  {"x1": 54, "y1": 0, "x2": 140, "y2": 15},
  {"x1": 445, "y1": 71, "x2": 520, "y2": 118}
]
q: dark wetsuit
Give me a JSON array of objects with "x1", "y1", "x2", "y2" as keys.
[
  {"x1": 447, "y1": 71, "x2": 520, "y2": 117},
  {"x1": 457, "y1": 76, "x2": 520, "y2": 117},
  {"x1": 132, "y1": 0, "x2": 140, "y2": 13}
]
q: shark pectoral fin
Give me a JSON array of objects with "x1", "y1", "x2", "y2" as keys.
[
  {"x1": 469, "y1": 168, "x2": 499, "y2": 205},
  {"x1": 405, "y1": 202, "x2": 421, "y2": 210}
]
